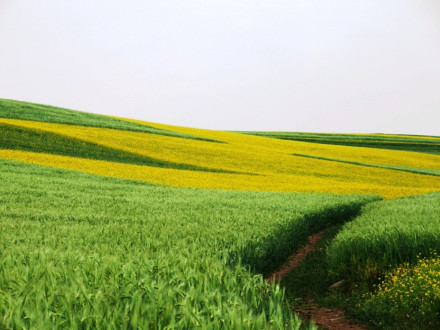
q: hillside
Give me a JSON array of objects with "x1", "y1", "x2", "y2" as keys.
[
  {"x1": 1, "y1": 99, "x2": 440, "y2": 329},
  {"x1": 1, "y1": 99, "x2": 440, "y2": 199}
]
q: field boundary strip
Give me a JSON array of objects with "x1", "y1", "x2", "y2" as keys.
[
  {"x1": 292, "y1": 153, "x2": 440, "y2": 177},
  {"x1": 241, "y1": 131, "x2": 440, "y2": 155},
  {"x1": 0, "y1": 122, "x2": 242, "y2": 174},
  {"x1": 0, "y1": 98, "x2": 224, "y2": 143}
]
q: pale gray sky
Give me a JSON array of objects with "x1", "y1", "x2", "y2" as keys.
[{"x1": 1, "y1": 0, "x2": 439, "y2": 134}]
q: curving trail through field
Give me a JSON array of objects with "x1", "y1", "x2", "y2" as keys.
[
  {"x1": 266, "y1": 230, "x2": 327, "y2": 284},
  {"x1": 266, "y1": 230, "x2": 367, "y2": 330}
]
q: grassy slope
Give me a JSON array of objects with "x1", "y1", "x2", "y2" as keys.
[
  {"x1": 312, "y1": 193, "x2": 440, "y2": 329},
  {"x1": 281, "y1": 222, "x2": 440, "y2": 329},
  {"x1": 243, "y1": 131, "x2": 440, "y2": 155},
  {"x1": 0, "y1": 159, "x2": 377, "y2": 329},
  {"x1": 326, "y1": 192, "x2": 440, "y2": 281},
  {"x1": 1, "y1": 99, "x2": 439, "y2": 328},
  {"x1": 0, "y1": 98, "x2": 220, "y2": 142}
]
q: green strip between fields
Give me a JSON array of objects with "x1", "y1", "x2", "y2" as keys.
[
  {"x1": 241, "y1": 131, "x2": 440, "y2": 155},
  {"x1": 0, "y1": 98, "x2": 224, "y2": 143},
  {"x1": 0, "y1": 123, "x2": 242, "y2": 174},
  {"x1": 292, "y1": 153, "x2": 440, "y2": 177}
]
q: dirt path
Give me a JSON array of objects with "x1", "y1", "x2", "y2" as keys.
[
  {"x1": 265, "y1": 230, "x2": 367, "y2": 330},
  {"x1": 294, "y1": 298, "x2": 366, "y2": 330},
  {"x1": 266, "y1": 230, "x2": 326, "y2": 284}
]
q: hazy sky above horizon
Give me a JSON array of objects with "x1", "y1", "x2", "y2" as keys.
[{"x1": 1, "y1": 1, "x2": 439, "y2": 134}]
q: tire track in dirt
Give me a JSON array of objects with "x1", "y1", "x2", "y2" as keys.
[{"x1": 266, "y1": 230, "x2": 367, "y2": 330}]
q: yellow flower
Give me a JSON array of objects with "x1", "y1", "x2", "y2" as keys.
[{"x1": 1, "y1": 117, "x2": 440, "y2": 198}]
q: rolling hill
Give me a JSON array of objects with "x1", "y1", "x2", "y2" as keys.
[
  {"x1": 1, "y1": 99, "x2": 440, "y2": 199},
  {"x1": 1, "y1": 98, "x2": 439, "y2": 329}
]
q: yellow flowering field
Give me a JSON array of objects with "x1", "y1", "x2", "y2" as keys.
[
  {"x1": 362, "y1": 253, "x2": 440, "y2": 327},
  {"x1": 1, "y1": 117, "x2": 440, "y2": 199},
  {"x1": 120, "y1": 117, "x2": 440, "y2": 170}
]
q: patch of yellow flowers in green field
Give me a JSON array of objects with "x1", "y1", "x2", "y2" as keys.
[
  {"x1": 1, "y1": 117, "x2": 440, "y2": 199},
  {"x1": 362, "y1": 253, "x2": 440, "y2": 326}
]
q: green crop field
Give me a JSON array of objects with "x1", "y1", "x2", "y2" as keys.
[
  {"x1": 327, "y1": 192, "x2": 440, "y2": 281},
  {"x1": 326, "y1": 193, "x2": 440, "y2": 327},
  {"x1": 1, "y1": 99, "x2": 440, "y2": 329},
  {"x1": 0, "y1": 159, "x2": 376, "y2": 329}
]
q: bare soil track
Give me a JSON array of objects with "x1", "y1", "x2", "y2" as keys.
[{"x1": 266, "y1": 230, "x2": 367, "y2": 330}]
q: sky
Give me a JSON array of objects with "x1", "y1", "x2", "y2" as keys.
[{"x1": 1, "y1": 0, "x2": 439, "y2": 134}]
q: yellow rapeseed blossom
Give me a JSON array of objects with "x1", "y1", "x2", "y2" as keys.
[
  {"x1": 363, "y1": 253, "x2": 440, "y2": 325},
  {"x1": 119, "y1": 117, "x2": 440, "y2": 171},
  {"x1": 1, "y1": 118, "x2": 440, "y2": 199}
]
